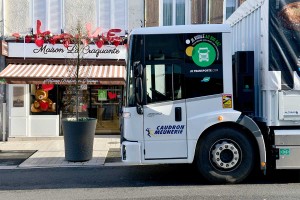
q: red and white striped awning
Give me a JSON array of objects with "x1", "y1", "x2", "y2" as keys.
[{"x1": 0, "y1": 64, "x2": 126, "y2": 85}]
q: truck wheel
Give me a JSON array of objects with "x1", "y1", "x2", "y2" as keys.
[{"x1": 196, "y1": 127, "x2": 255, "y2": 184}]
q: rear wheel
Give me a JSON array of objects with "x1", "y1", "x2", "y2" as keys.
[{"x1": 196, "y1": 127, "x2": 255, "y2": 184}]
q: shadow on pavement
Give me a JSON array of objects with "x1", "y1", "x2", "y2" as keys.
[{"x1": 0, "y1": 164, "x2": 300, "y2": 190}]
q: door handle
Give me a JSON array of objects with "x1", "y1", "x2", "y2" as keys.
[{"x1": 175, "y1": 107, "x2": 182, "y2": 122}]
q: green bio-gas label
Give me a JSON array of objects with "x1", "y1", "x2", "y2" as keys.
[
  {"x1": 280, "y1": 148, "x2": 290, "y2": 156},
  {"x1": 192, "y1": 42, "x2": 216, "y2": 67},
  {"x1": 185, "y1": 33, "x2": 221, "y2": 68}
]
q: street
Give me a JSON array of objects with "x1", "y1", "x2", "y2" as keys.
[{"x1": 1, "y1": 164, "x2": 300, "y2": 199}]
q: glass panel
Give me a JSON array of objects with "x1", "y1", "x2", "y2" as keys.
[
  {"x1": 176, "y1": 0, "x2": 185, "y2": 25},
  {"x1": 126, "y1": 35, "x2": 143, "y2": 107},
  {"x1": 114, "y1": 0, "x2": 126, "y2": 31},
  {"x1": 98, "y1": 0, "x2": 111, "y2": 29},
  {"x1": 60, "y1": 85, "x2": 89, "y2": 118},
  {"x1": 145, "y1": 34, "x2": 185, "y2": 61},
  {"x1": 30, "y1": 84, "x2": 58, "y2": 115},
  {"x1": 226, "y1": 0, "x2": 236, "y2": 19},
  {"x1": 90, "y1": 85, "x2": 122, "y2": 133},
  {"x1": 13, "y1": 87, "x2": 24, "y2": 107},
  {"x1": 185, "y1": 33, "x2": 224, "y2": 98},
  {"x1": 173, "y1": 64, "x2": 184, "y2": 100},
  {"x1": 146, "y1": 64, "x2": 173, "y2": 103},
  {"x1": 33, "y1": 0, "x2": 47, "y2": 32},
  {"x1": 163, "y1": 0, "x2": 173, "y2": 26},
  {"x1": 49, "y1": 0, "x2": 62, "y2": 34}
]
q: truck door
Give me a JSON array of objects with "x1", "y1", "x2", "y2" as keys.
[{"x1": 143, "y1": 63, "x2": 187, "y2": 159}]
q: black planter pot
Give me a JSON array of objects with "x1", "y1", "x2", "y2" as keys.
[{"x1": 62, "y1": 118, "x2": 97, "y2": 162}]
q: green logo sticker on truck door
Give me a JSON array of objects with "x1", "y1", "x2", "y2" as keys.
[
  {"x1": 192, "y1": 42, "x2": 216, "y2": 67},
  {"x1": 280, "y1": 148, "x2": 290, "y2": 156},
  {"x1": 185, "y1": 34, "x2": 221, "y2": 68}
]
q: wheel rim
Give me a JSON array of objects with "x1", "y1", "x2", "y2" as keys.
[{"x1": 210, "y1": 139, "x2": 241, "y2": 172}]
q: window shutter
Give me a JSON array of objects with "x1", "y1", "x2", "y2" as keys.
[
  {"x1": 49, "y1": 0, "x2": 62, "y2": 34},
  {"x1": 33, "y1": 0, "x2": 47, "y2": 33},
  {"x1": 145, "y1": 0, "x2": 159, "y2": 27},
  {"x1": 114, "y1": 0, "x2": 126, "y2": 31},
  {"x1": 209, "y1": 0, "x2": 223, "y2": 24},
  {"x1": 98, "y1": 0, "x2": 111, "y2": 30},
  {"x1": 191, "y1": 0, "x2": 206, "y2": 24}
]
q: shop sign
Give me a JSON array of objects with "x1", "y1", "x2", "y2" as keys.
[
  {"x1": 8, "y1": 43, "x2": 127, "y2": 60},
  {"x1": 98, "y1": 90, "x2": 107, "y2": 101},
  {"x1": 43, "y1": 78, "x2": 99, "y2": 85}
]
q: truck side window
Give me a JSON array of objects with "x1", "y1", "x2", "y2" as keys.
[
  {"x1": 145, "y1": 63, "x2": 184, "y2": 104},
  {"x1": 184, "y1": 64, "x2": 223, "y2": 98}
]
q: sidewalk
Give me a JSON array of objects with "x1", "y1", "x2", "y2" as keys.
[{"x1": 0, "y1": 135, "x2": 122, "y2": 169}]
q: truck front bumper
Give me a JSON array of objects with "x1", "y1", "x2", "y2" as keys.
[{"x1": 121, "y1": 141, "x2": 142, "y2": 164}]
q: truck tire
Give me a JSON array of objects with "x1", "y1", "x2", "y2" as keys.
[{"x1": 196, "y1": 127, "x2": 255, "y2": 184}]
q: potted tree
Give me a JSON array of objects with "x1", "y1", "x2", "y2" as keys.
[{"x1": 62, "y1": 21, "x2": 97, "y2": 162}]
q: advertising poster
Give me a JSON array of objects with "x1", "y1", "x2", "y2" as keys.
[
  {"x1": 269, "y1": 0, "x2": 300, "y2": 89},
  {"x1": 98, "y1": 89, "x2": 107, "y2": 101},
  {"x1": 13, "y1": 86, "x2": 24, "y2": 107}
]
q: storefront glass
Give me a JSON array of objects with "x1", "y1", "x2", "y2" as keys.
[
  {"x1": 29, "y1": 84, "x2": 122, "y2": 134},
  {"x1": 90, "y1": 85, "x2": 122, "y2": 134},
  {"x1": 30, "y1": 84, "x2": 58, "y2": 115}
]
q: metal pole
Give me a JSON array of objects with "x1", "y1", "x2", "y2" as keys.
[{"x1": 2, "y1": 102, "x2": 6, "y2": 141}]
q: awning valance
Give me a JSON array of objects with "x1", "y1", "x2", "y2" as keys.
[{"x1": 0, "y1": 64, "x2": 126, "y2": 85}]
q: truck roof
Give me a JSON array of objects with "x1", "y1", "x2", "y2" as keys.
[{"x1": 130, "y1": 24, "x2": 231, "y2": 35}]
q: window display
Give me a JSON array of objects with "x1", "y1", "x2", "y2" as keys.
[
  {"x1": 90, "y1": 85, "x2": 122, "y2": 133},
  {"x1": 61, "y1": 85, "x2": 89, "y2": 119},
  {"x1": 30, "y1": 84, "x2": 57, "y2": 114}
]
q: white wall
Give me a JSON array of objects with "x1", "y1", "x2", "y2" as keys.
[
  {"x1": 64, "y1": 0, "x2": 97, "y2": 33},
  {"x1": 128, "y1": 0, "x2": 144, "y2": 31},
  {"x1": 4, "y1": 0, "x2": 30, "y2": 36}
]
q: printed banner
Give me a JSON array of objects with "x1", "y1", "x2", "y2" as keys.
[{"x1": 269, "y1": 0, "x2": 300, "y2": 89}]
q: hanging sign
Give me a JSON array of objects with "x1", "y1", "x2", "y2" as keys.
[{"x1": 98, "y1": 90, "x2": 107, "y2": 101}]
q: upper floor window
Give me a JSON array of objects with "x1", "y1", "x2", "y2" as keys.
[
  {"x1": 31, "y1": 0, "x2": 64, "y2": 34},
  {"x1": 159, "y1": 0, "x2": 190, "y2": 26},
  {"x1": 97, "y1": 0, "x2": 128, "y2": 35},
  {"x1": 224, "y1": 0, "x2": 237, "y2": 20}
]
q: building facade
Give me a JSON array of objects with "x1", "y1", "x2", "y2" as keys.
[
  {"x1": 0, "y1": 0, "x2": 144, "y2": 138},
  {"x1": 0, "y1": 0, "x2": 244, "y2": 139}
]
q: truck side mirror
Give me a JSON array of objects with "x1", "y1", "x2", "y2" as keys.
[
  {"x1": 134, "y1": 61, "x2": 143, "y2": 77},
  {"x1": 135, "y1": 77, "x2": 143, "y2": 104}
]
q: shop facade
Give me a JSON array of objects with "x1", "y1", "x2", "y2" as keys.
[{"x1": 0, "y1": 42, "x2": 126, "y2": 137}]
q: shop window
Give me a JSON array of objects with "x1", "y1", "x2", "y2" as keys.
[
  {"x1": 60, "y1": 85, "x2": 90, "y2": 119},
  {"x1": 90, "y1": 85, "x2": 122, "y2": 132},
  {"x1": 97, "y1": 0, "x2": 127, "y2": 35},
  {"x1": 31, "y1": 0, "x2": 63, "y2": 34},
  {"x1": 30, "y1": 84, "x2": 58, "y2": 115}
]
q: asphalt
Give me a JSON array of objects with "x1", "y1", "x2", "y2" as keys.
[{"x1": 0, "y1": 135, "x2": 124, "y2": 169}]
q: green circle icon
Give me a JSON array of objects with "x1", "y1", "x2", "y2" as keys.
[{"x1": 192, "y1": 42, "x2": 216, "y2": 67}]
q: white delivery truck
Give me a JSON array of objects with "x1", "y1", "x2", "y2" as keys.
[{"x1": 121, "y1": 0, "x2": 300, "y2": 183}]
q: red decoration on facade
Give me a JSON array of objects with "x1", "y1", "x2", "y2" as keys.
[
  {"x1": 25, "y1": 35, "x2": 32, "y2": 43},
  {"x1": 63, "y1": 39, "x2": 70, "y2": 48},
  {"x1": 11, "y1": 20, "x2": 127, "y2": 48},
  {"x1": 35, "y1": 37, "x2": 44, "y2": 47},
  {"x1": 95, "y1": 39, "x2": 104, "y2": 48},
  {"x1": 42, "y1": 84, "x2": 54, "y2": 91}
]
